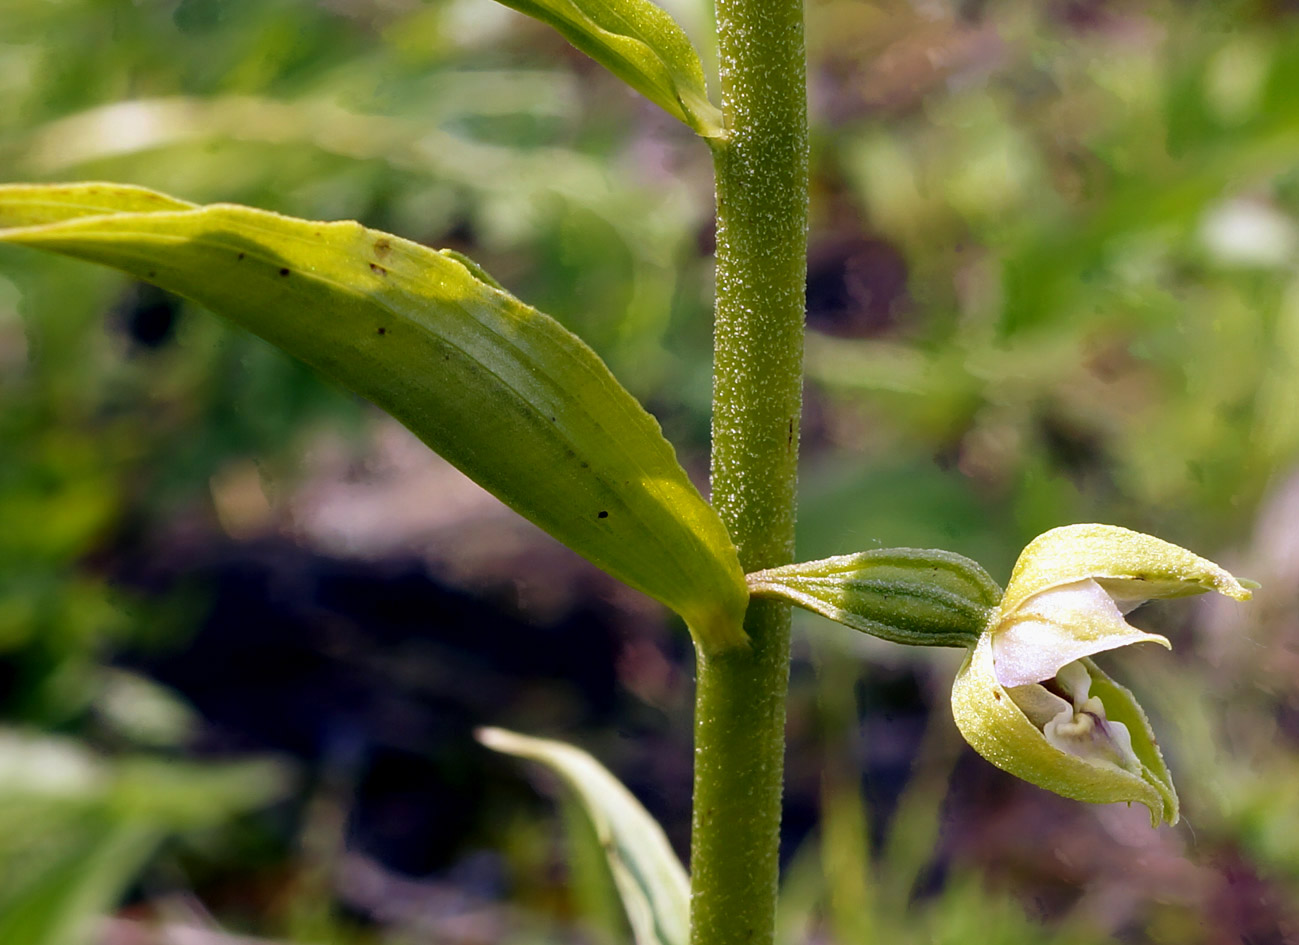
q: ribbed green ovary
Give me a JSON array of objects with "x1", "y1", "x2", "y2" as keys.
[{"x1": 746, "y1": 547, "x2": 1003, "y2": 648}]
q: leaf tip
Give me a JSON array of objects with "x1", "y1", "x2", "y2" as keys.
[{"x1": 475, "y1": 726, "x2": 513, "y2": 752}]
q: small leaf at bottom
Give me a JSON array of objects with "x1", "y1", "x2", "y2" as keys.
[{"x1": 478, "y1": 727, "x2": 690, "y2": 945}]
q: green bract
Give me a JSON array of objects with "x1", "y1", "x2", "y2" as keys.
[
  {"x1": 0, "y1": 183, "x2": 748, "y2": 651},
  {"x1": 952, "y1": 524, "x2": 1254, "y2": 826}
]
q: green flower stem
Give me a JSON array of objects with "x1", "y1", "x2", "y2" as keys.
[{"x1": 689, "y1": 0, "x2": 807, "y2": 939}]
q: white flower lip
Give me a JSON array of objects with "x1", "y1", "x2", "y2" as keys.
[
  {"x1": 991, "y1": 578, "x2": 1171, "y2": 689},
  {"x1": 1007, "y1": 660, "x2": 1141, "y2": 772}
]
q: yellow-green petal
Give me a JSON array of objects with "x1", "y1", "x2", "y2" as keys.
[
  {"x1": 951, "y1": 633, "x2": 1178, "y2": 826},
  {"x1": 1085, "y1": 658, "x2": 1178, "y2": 822}
]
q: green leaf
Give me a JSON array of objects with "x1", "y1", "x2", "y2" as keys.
[
  {"x1": 492, "y1": 0, "x2": 723, "y2": 138},
  {"x1": 0, "y1": 182, "x2": 195, "y2": 224},
  {"x1": 746, "y1": 548, "x2": 1003, "y2": 648},
  {"x1": 0, "y1": 182, "x2": 747, "y2": 650},
  {"x1": 477, "y1": 727, "x2": 690, "y2": 945}
]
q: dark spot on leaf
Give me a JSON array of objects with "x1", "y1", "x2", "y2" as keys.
[
  {"x1": 370, "y1": 263, "x2": 387, "y2": 276},
  {"x1": 279, "y1": 268, "x2": 290, "y2": 277},
  {"x1": 374, "y1": 238, "x2": 391, "y2": 257},
  {"x1": 146, "y1": 271, "x2": 156, "y2": 279},
  {"x1": 597, "y1": 510, "x2": 608, "y2": 519},
  {"x1": 580, "y1": 461, "x2": 589, "y2": 468},
  {"x1": 236, "y1": 252, "x2": 246, "y2": 261},
  {"x1": 550, "y1": 416, "x2": 557, "y2": 422},
  {"x1": 376, "y1": 327, "x2": 387, "y2": 335}
]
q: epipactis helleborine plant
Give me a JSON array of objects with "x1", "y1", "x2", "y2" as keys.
[{"x1": 951, "y1": 524, "x2": 1254, "y2": 826}]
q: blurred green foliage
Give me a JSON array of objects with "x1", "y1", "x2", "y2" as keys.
[
  {"x1": 2, "y1": 0, "x2": 1299, "y2": 941},
  {"x1": 0, "y1": 731, "x2": 285, "y2": 945}
]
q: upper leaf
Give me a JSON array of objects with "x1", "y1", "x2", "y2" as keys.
[
  {"x1": 0, "y1": 183, "x2": 748, "y2": 650},
  {"x1": 492, "y1": 0, "x2": 723, "y2": 138},
  {"x1": 478, "y1": 727, "x2": 690, "y2": 945}
]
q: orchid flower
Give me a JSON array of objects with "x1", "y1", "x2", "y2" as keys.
[{"x1": 951, "y1": 524, "x2": 1254, "y2": 825}]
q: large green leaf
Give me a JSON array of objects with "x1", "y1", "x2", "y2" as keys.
[
  {"x1": 493, "y1": 0, "x2": 723, "y2": 138},
  {"x1": 478, "y1": 727, "x2": 690, "y2": 945},
  {"x1": 0, "y1": 183, "x2": 747, "y2": 650}
]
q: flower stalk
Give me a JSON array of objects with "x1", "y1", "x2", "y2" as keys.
[{"x1": 688, "y1": 0, "x2": 807, "y2": 941}]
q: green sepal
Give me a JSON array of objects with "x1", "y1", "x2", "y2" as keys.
[
  {"x1": 1002, "y1": 523, "x2": 1254, "y2": 617},
  {"x1": 951, "y1": 636, "x2": 1178, "y2": 826},
  {"x1": 0, "y1": 182, "x2": 748, "y2": 651},
  {"x1": 492, "y1": 0, "x2": 724, "y2": 138},
  {"x1": 746, "y1": 548, "x2": 1003, "y2": 648}
]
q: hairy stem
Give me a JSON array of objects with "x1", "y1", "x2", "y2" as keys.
[{"x1": 689, "y1": 0, "x2": 808, "y2": 940}]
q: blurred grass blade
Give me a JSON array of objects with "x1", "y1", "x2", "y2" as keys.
[
  {"x1": 0, "y1": 730, "x2": 287, "y2": 945},
  {"x1": 0, "y1": 819, "x2": 158, "y2": 945},
  {"x1": 492, "y1": 0, "x2": 723, "y2": 137},
  {"x1": 0, "y1": 182, "x2": 747, "y2": 650},
  {"x1": 747, "y1": 548, "x2": 1002, "y2": 648},
  {"x1": 478, "y1": 727, "x2": 690, "y2": 945}
]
